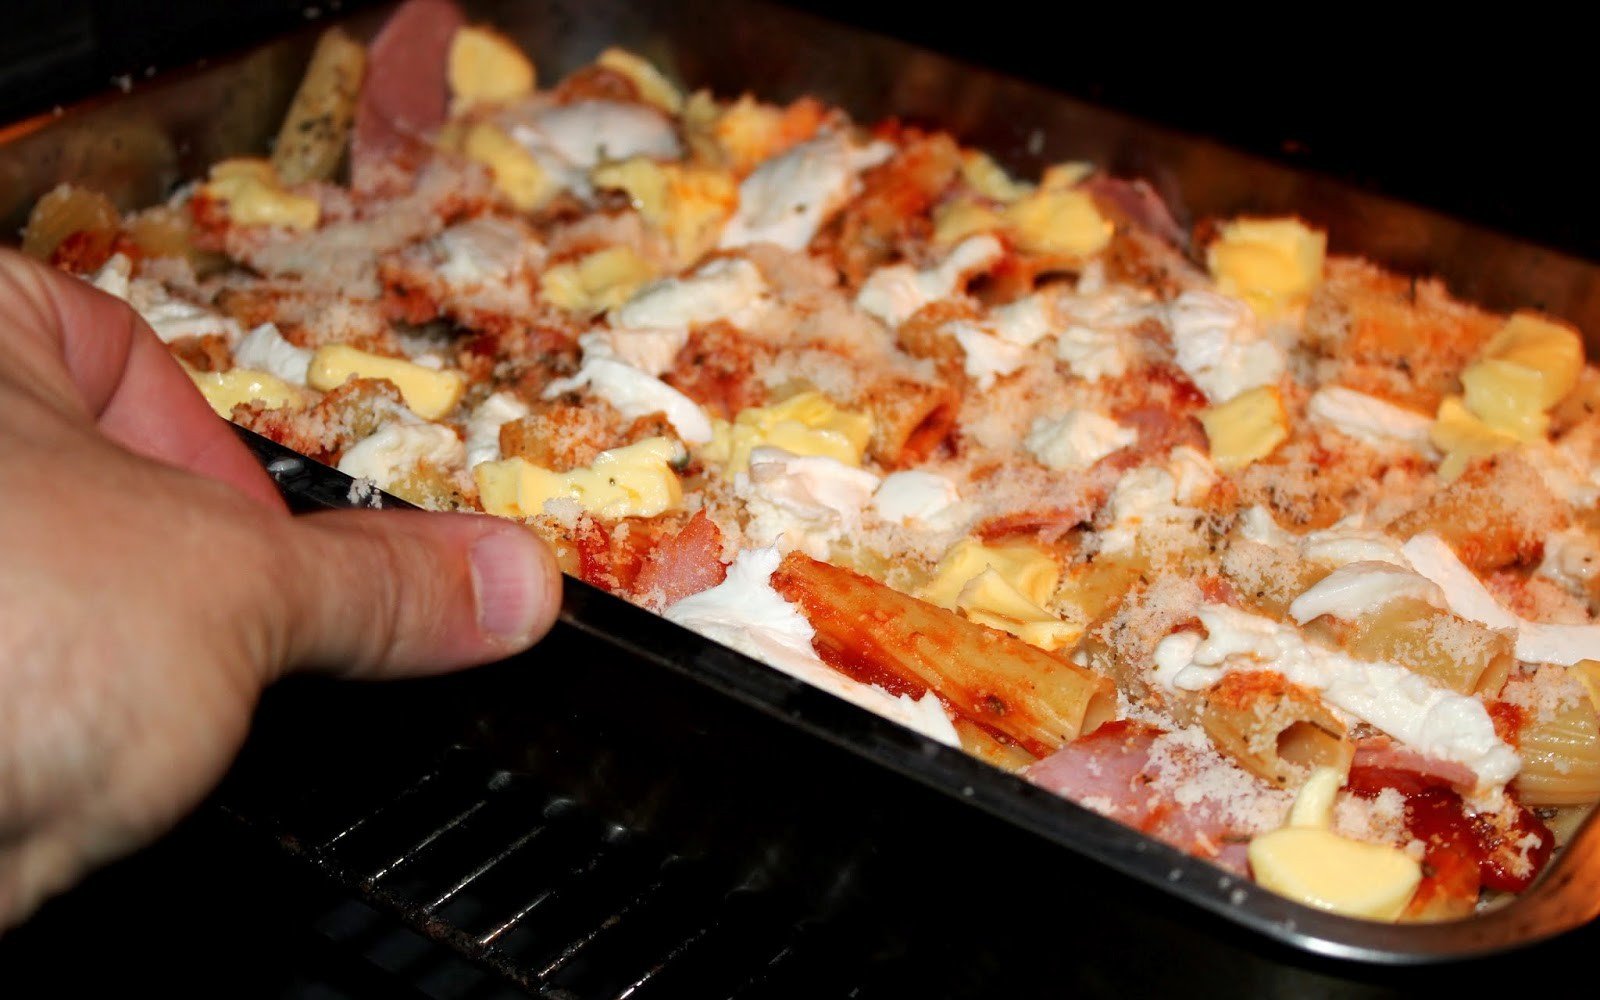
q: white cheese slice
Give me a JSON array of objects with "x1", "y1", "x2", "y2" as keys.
[
  {"x1": 1402, "y1": 533, "x2": 1600, "y2": 666},
  {"x1": 1288, "y1": 561, "x2": 1447, "y2": 624},
  {"x1": 1166, "y1": 289, "x2": 1286, "y2": 403},
  {"x1": 232, "y1": 323, "x2": 313, "y2": 386},
  {"x1": 719, "y1": 133, "x2": 893, "y2": 251},
  {"x1": 337, "y1": 423, "x2": 465, "y2": 489}
]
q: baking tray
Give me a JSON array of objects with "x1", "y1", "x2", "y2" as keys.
[{"x1": 4, "y1": 0, "x2": 1600, "y2": 967}]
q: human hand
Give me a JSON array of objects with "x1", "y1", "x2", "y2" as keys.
[{"x1": 0, "y1": 248, "x2": 562, "y2": 927}]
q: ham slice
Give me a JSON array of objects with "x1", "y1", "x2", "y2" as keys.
[
  {"x1": 1083, "y1": 175, "x2": 1187, "y2": 248},
  {"x1": 633, "y1": 511, "x2": 728, "y2": 608},
  {"x1": 352, "y1": 0, "x2": 463, "y2": 195},
  {"x1": 1024, "y1": 721, "x2": 1257, "y2": 873},
  {"x1": 1351, "y1": 735, "x2": 1476, "y2": 792}
]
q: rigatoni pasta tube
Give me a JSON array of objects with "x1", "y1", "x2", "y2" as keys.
[
  {"x1": 1514, "y1": 694, "x2": 1600, "y2": 807},
  {"x1": 271, "y1": 27, "x2": 367, "y2": 185},
  {"x1": 859, "y1": 376, "x2": 960, "y2": 468},
  {"x1": 1306, "y1": 598, "x2": 1513, "y2": 697},
  {"x1": 952, "y1": 719, "x2": 1037, "y2": 773},
  {"x1": 1197, "y1": 670, "x2": 1352, "y2": 788},
  {"x1": 771, "y1": 552, "x2": 1115, "y2": 755}
]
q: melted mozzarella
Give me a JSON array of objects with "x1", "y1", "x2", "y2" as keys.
[
  {"x1": 464, "y1": 391, "x2": 531, "y2": 469},
  {"x1": 1099, "y1": 448, "x2": 1217, "y2": 555},
  {"x1": 1288, "y1": 561, "x2": 1446, "y2": 624},
  {"x1": 871, "y1": 470, "x2": 964, "y2": 529},
  {"x1": 1166, "y1": 289, "x2": 1285, "y2": 403},
  {"x1": 1307, "y1": 386, "x2": 1434, "y2": 452},
  {"x1": 738, "y1": 447, "x2": 880, "y2": 558},
  {"x1": 337, "y1": 423, "x2": 465, "y2": 489},
  {"x1": 544, "y1": 356, "x2": 712, "y2": 443},
  {"x1": 855, "y1": 234, "x2": 1004, "y2": 328},
  {"x1": 232, "y1": 323, "x2": 312, "y2": 386},
  {"x1": 578, "y1": 329, "x2": 685, "y2": 377},
  {"x1": 433, "y1": 216, "x2": 536, "y2": 286},
  {"x1": 612, "y1": 257, "x2": 769, "y2": 331},
  {"x1": 1151, "y1": 603, "x2": 1520, "y2": 789},
  {"x1": 97, "y1": 261, "x2": 242, "y2": 344},
  {"x1": 1403, "y1": 533, "x2": 1600, "y2": 666},
  {"x1": 949, "y1": 321, "x2": 1029, "y2": 389},
  {"x1": 527, "y1": 100, "x2": 681, "y2": 170},
  {"x1": 991, "y1": 294, "x2": 1054, "y2": 347},
  {"x1": 1302, "y1": 514, "x2": 1412, "y2": 569},
  {"x1": 1025, "y1": 410, "x2": 1136, "y2": 471},
  {"x1": 1539, "y1": 528, "x2": 1600, "y2": 592},
  {"x1": 720, "y1": 134, "x2": 893, "y2": 251},
  {"x1": 1055, "y1": 324, "x2": 1131, "y2": 381}
]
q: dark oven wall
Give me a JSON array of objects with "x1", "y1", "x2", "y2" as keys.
[{"x1": 3, "y1": 1, "x2": 1593, "y2": 263}]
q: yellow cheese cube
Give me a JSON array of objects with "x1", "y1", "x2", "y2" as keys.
[
  {"x1": 203, "y1": 158, "x2": 319, "y2": 231},
  {"x1": 596, "y1": 47, "x2": 683, "y2": 114},
  {"x1": 474, "y1": 437, "x2": 684, "y2": 520},
  {"x1": 307, "y1": 345, "x2": 466, "y2": 420},
  {"x1": 593, "y1": 157, "x2": 671, "y2": 219},
  {"x1": 1247, "y1": 768, "x2": 1420, "y2": 921},
  {"x1": 448, "y1": 26, "x2": 535, "y2": 109},
  {"x1": 710, "y1": 95, "x2": 786, "y2": 175},
  {"x1": 932, "y1": 197, "x2": 1004, "y2": 248},
  {"x1": 1004, "y1": 187, "x2": 1113, "y2": 259},
  {"x1": 960, "y1": 151, "x2": 1032, "y2": 203},
  {"x1": 706, "y1": 392, "x2": 873, "y2": 473},
  {"x1": 209, "y1": 158, "x2": 276, "y2": 184},
  {"x1": 1572, "y1": 660, "x2": 1600, "y2": 712},
  {"x1": 1038, "y1": 162, "x2": 1094, "y2": 192},
  {"x1": 956, "y1": 568, "x2": 1081, "y2": 651},
  {"x1": 1430, "y1": 395, "x2": 1518, "y2": 481},
  {"x1": 680, "y1": 89, "x2": 724, "y2": 166},
  {"x1": 1199, "y1": 385, "x2": 1289, "y2": 472},
  {"x1": 539, "y1": 246, "x2": 655, "y2": 315},
  {"x1": 592, "y1": 157, "x2": 737, "y2": 265},
  {"x1": 1481, "y1": 312, "x2": 1585, "y2": 408},
  {"x1": 919, "y1": 538, "x2": 1060, "y2": 610},
  {"x1": 463, "y1": 122, "x2": 557, "y2": 212},
  {"x1": 1460, "y1": 358, "x2": 1551, "y2": 443},
  {"x1": 1249, "y1": 828, "x2": 1421, "y2": 921},
  {"x1": 1207, "y1": 217, "x2": 1326, "y2": 320},
  {"x1": 187, "y1": 367, "x2": 303, "y2": 417}
]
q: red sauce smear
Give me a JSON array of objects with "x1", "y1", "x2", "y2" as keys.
[{"x1": 1347, "y1": 766, "x2": 1553, "y2": 910}]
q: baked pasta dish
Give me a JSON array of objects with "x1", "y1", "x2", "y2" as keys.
[{"x1": 25, "y1": 0, "x2": 1600, "y2": 923}]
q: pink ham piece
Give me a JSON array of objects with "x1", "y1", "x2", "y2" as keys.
[
  {"x1": 1024, "y1": 721, "x2": 1253, "y2": 873},
  {"x1": 1351, "y1": 736, "x2": 1477, "y2": 792},
  {"x1": 1083, "y1": 175, "x2": 1187, "y2": 248},
  {"x1": 352, "y1": 0, "x2": 464, "y2": 196},
  {"x1": 632, "y1": 512, "x2": 728, "y2": 609}
]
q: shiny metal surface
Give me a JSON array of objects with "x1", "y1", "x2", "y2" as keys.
[{"x1": 9, "y1": 0, "x2": 1600, "y2": 965}]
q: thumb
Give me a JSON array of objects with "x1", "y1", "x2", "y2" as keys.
[{"x1": 270, "y1": 509, "x2": 563, "y2": 679}]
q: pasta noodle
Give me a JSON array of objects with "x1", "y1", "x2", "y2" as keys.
[
  {"x1": 771, "y1": 552, "x2": 1115, "y2": 755},
  {"x1": 1514, "y1": 693, "x2": 1600, "y2": 807},
  {"x1": 1196, "y1": 671, "x2": 1352, "y2": 788}
]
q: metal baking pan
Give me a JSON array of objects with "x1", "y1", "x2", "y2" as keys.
[{"x1": 5, "y1": 0, "x2": 1599, "y2": 969}]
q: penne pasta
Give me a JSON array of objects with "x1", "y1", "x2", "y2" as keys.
[{"x1": 771, "y1": 552, "x2": 1115, "y2": 755}]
